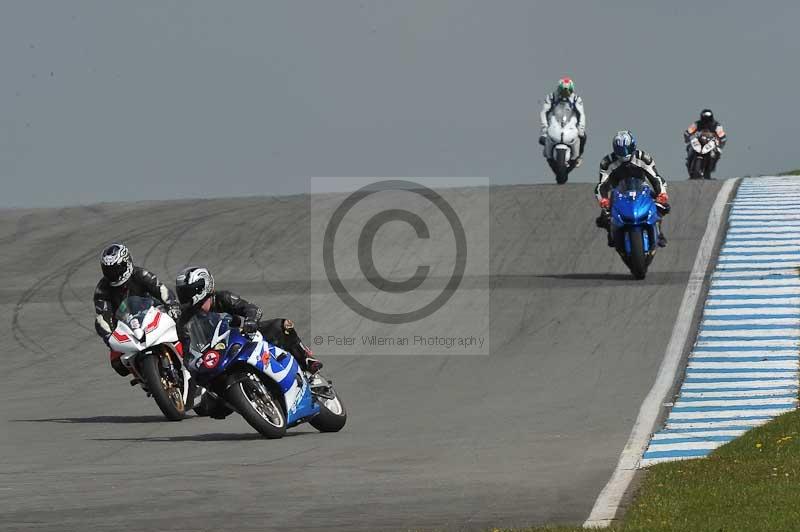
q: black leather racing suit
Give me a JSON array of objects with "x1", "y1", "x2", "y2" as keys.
[
  {"x1": 93, "y1": 266, "x2": 178, "y2": 344},
  {"x1": 176, "y1": 290, "x2": 313, "y2": 369}
]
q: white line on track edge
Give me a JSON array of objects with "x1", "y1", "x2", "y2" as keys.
[{"x1": 583, "y1": 177, "x2": 739, "y2": 528}]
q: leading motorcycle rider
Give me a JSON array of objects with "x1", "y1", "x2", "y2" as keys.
[
  {"x1": 93, "y1": 243, "x2": 181, "y2": 376},
  {"x1": 539, "y1": 77, "x2": 587, "y2": 167},
  {"x1": 684, "y1": 108, "x2": 727, "y2": 174},
  {"x1": 174, "y1": 266, "x2": 322, "y2": 374},
  {"x1": 595, "y1": 131, "x2": 670, "y2": 248}
]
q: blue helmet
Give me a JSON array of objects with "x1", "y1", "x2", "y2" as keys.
[{"x1": 612, "y1": 130, "x2": 636, "y2": 159}]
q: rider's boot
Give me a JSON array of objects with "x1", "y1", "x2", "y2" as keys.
[
  {"x1": 657, "y1": 222, "x2": 668, "y2": 247},
  {"x1": 575, "y1": 135, "x2": 587, "y2": 168},
  {"x1": 110, "y1": 351, "x2": 130, "y2": 377},
  {"x1": 305, "y1": 356, "x2": 323, "y2": 374},
  {"x1": 282, "y1": 320, "x2": 323, "y2": 374},
  {"x1": 595, "y1": 209, "x2": 610, "y2": 229}
]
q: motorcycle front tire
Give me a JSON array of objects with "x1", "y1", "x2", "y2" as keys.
[
  {"x1": 140, "y1": 351, "x2": 186, "y2": 421},
  {"x1": 554, "y1": 150, "x2": 569, "y2": 184}
]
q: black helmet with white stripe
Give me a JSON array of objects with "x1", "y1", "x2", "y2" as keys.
[
  {"x1": 176, "y1": 266, "x2": 215, "y2": 307},
  {"x1": 100, "y1": 243, "x2": 134, "y2": 287},
  {"x1": 699, "y1": 109, "x2": 715, "y2": 127}
]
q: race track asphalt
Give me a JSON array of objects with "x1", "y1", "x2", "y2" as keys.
[{"x1": 0, "y1": 180, "x2": 724, "y2": 531}]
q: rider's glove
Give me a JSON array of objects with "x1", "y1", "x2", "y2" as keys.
[
  {"x1": 241, "y1": 318, "x2": 259, "y2": 335},
  {"x1": 538, "y1": 135, "x2": 546, "y2": 146},
  {"x1": 167, "y1": 304, "x2": 181, "y2": 321},
  {"x1": 656, "y1": 192, "x2": 669, "y2": 205},
  {"x1": 598, "y1": 197, "x2": 610, "y2": 210}
]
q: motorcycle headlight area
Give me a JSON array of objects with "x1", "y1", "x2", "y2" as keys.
[
  {"x1": 702, "y1": 142, "x2": 717, "y2": 154},
  {"x1": 691, "y1": 138, "x2": 702, "y2": 151}
]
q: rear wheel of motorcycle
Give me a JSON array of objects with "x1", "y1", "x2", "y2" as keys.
[
  {"x1": 555, "y1": 150, "x2": 569, "y2": 184},
  {"x1": 627, "y1": 230, "x2": 648, "y2": 280},
  {"x1": 141, "y1": 352, "x2": 186, "y2": 421},
  {"x1": 225, "y1": 370, "x2": 287, "y2": 438},
  {"x1": 310, "y1": 378, "x2": 347, "y2": 433}
]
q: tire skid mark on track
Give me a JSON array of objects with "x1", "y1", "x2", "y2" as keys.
[
  {"x1": 9, "y1": 202, "x2": 266, "y2": 373},
  {"x1": 1, "y1": 184, "x2": 727, "y2": 531},
  {"x1": 10, "y1": 206, "x2": 146, "y2": 354}
]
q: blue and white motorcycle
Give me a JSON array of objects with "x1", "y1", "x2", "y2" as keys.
[
  {"x1": 185, "y1": 312, "x2": 346, "y2": 438},
  {"x1": 609, "y1": 177, "x2": 661, "y2": 280}
]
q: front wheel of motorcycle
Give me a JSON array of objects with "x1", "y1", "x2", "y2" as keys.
[
  {"x1": 554, "y1": 150, "x2": 569, "y2": 184},
  {"x1": 626, "y1": 230, "x2": 648, "y2": 280},
  {"x1": 225, "y1": 370, "x2": 287, "y2": 438},
  {"x1": 140, "y1": 350, "x2": 186, "y2": 421},
  {"x1": 688, "y1": 156, "x2": 705, "y2": 180}
]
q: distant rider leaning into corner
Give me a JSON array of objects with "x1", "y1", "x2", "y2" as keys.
[
  {"x1": 93, "y1": 243, "x2": 181, "y2": 376},
  {"x1": 539, "y1": 77, "x2": 587, "y2": 167},
  {"x1": 174, "y1": 266, "x2": 322, "y2": 375},
  {"x1": 595, "y1": 131, "x2": 671, "y2": 248},
  {"x1": 684, "y1": 108, "x2": 727, "y2": 174}
]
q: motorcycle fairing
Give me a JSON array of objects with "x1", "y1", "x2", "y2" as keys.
[
  {"x1": 193, "y1": 315, "x2": 319, "y2": 425},
  {"x1": 544, "y1": 101, "x2": 580, "y2": 161},
  {"x1": 610, "y1": 185, "x2": 660, "y2": 255},
  {"x1": 247, "y1": 342, "x2": 318, "y2": 424},
  {"x1": 108, "y1": 298, "x2": 189, "y2": 403}
]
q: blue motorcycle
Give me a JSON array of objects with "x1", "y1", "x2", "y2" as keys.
[
  {"x1": 185, "y1": 312, "x2": 346, "y2": 438},
  {"x1": 609, "y1": 177, "x2": 661, "y2": 280}
]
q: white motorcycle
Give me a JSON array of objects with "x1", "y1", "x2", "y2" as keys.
[
  {"x1": 543, "y1": 100, "x2": 581, "y2": 184},
  {"x1": 687, "y1": 130, "x2": 719, "y2": 180},
  {"x1": 108, "y1": 296, "x2": 194, "y2": 421}
]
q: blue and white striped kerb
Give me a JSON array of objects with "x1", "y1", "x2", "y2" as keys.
[{"x1": 641, "y1": 176, "x2": 800, "y2": 466}]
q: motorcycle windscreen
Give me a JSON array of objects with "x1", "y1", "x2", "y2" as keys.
[
  {"x1": 185, "y1": 312, "x2": 236, "y2": 370},
  {"x1": 550, "y1": 101, "x2": 575, "y2": 125},
  {"x1": 115, "y1": 296, "x2": 154, "y2": 325},
  {"x1": 186, "y1": 312, "x2": 224, "y2": 350}
]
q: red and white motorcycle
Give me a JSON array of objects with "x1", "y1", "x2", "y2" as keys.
[{"x1": 108, "y1": 296, "x2": 194, "y2": 420}]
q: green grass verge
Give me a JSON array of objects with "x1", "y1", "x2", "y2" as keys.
[
  {"x1": 778, "y1": 169, "x2": 800, "y2": 176},
  {"x1": 496, "y1": 408, "x2": 800, "y2": 532}
]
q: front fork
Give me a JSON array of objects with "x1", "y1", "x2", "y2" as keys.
[
  {"x1": 122, "y1": 346, "x2": 191, "y2": 403},
  {"x1": 616, "y1": 224, "x2": 659, "y2": 255}
]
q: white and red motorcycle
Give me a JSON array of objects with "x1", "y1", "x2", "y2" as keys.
[
  {"x1": 687, "y1": 130, "x2": 719, "y2": 180},
  {"x1": 108, "y1": 296, "x2": 194, "y2": 421},
  {"x1": 543, "y1": 100, "x2": 581, "y2": 184}
]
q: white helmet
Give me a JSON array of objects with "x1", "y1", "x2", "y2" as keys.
[
  {"x1": 176, "y1": 266, "x2": 215, "y2": 307},
  {"x1": 101, "y1": 243, "x2": 134, "y2": 287}
]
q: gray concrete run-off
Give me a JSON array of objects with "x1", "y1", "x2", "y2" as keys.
[{"x1": 0, "y1": 181, "x2": 722, "y2": 531}]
